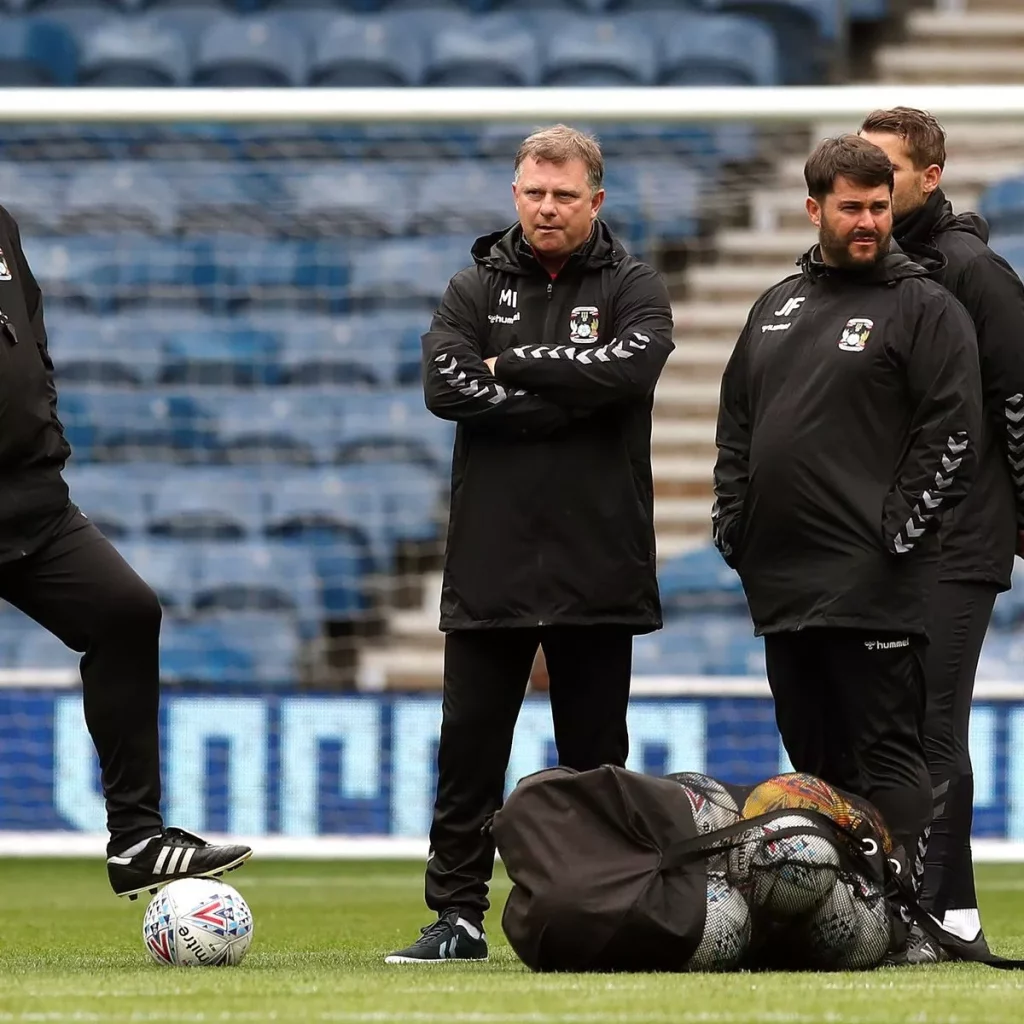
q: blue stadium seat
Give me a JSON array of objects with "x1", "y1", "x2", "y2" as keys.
[
  {"x1": 193, "y1": 541, "x2": 322, "y2": 632},
  {"x1": 990, "y1": 234, "x2": 1024, "y2": 278},
  {"x1": 0, "y1": 613, "x2": 38, "y2": 671},
  {"x1": 633, "y1": 613, "x2": 760, "y2": 676},
  {"x1": 309, "y1": 14, "x2": 424, "y2": 86},
  {"x1": 983, "y1": 181, "x2": 1024, "y2": 236},
  {"x1": 203, "y1": 235, "x2": 306, "y2": 308},
  {"x1": 336, "y1": 461, "x2": 445, "y2": 547},
  {"x1": 659, "y1": 12, "x2": 778, "y2": 86},
  {"x1": 158, "y1": 324, "x2": 282, "y2": 387},
  {"x1": 79, "y1": 16, "x2": 191, "y2": 86},
  {"x1": 211, "y1": 387, "x2": 338, "y2": 465},
  {"x1": 193, "y1": 15, "x2": 307, "y2": 86},
  {"x1": 148, "y1": 467, "x2": 266, "y2": 540},
  {"x1": 61, "y1": 387, "x2": 216, "y2": 463},
  {"x1": 0, "y1": 15, "x2": 77, "y2": 85},
  {"x1": 0, "y1": 161, "x2": 65, "y2": 234},
  {"x1": 425, "y1": 13, "x2": 541, "y2": 87},
  {"x1": 658, "y1": 545, "x2": 746, "y2": 615},
  {"x1": 146, "y1": 3, "x2": 229, "y2": 53},
  {"x1": 347, "y1": 236, "x2": 470, "y2": 311},
  {"x1": 62, "y1": 162, "x2": 179, "y2": 236},
  {"x1": 632, "y1": 623, "x2": 706, "y2": 676},
  {"x1": 976, "y1": 632, "x2": 1024, "y2": 683},
  {"x1": 287, "y1": 162, "x2": 411, "y2": 238},
  {"x1": 265, "y1": 465, "x2": 388, "y2": 570},
  {"x1": 64, "y1": 464, "x2": 151, "y2": 538},
  {"x1": 541, "y1": 15, "x2": 657, "y2": 86},
  {"x1": 631, "y1": 158, "x2": 702, "y2": 240},
  {"x1": 277, "y1": 314, "x2": 398, "y2": 387},
  {"x1": 705, "y1": 0, "x2": 830, "y2": 84},
  {"x1": 110, "y1": 538, "x2": 198, "y2": 612},
  {"x1": 335, "y1": 388, "x2": 454, "y2": 475},
  {"x1": 47, "y1": 314, "x2": 151, "y2": 387},
  {"x1": 412, "y1": 161, "x2": 513, "y2": 236},
  {"x1": 160, "y1": 611, "x2": 301, "y2": 687},
  {"x1": 165, "y1": 163, "x2": 277, "y2": 237}
]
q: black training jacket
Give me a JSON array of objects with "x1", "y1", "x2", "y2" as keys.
[
  {"x1": 0, "y1": 205, "x2": 71, "y2": 559},
  {"x1": 423, "y1": 221, "x2": 674, "y2": 632},
  {"x1": 896, "y1": 188, "x2": 1024, "y2": 591},
  {"x1": 713, "y1": 244, "x2": 982, "y2": 638}
]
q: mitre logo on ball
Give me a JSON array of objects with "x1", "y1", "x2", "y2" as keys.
[{"x1": 569, "y1": 306, "x2": 600, "y2": 343}]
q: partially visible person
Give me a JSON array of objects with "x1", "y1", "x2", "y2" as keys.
[
  {"x1": 0, "y1": 202, "x2": 251, "y2": 899},
  {"x1": 713, "y1": 135, "x2": 982, "y2": 908},
  {"x1": 861, "y1": 106, "x2": 1024, "y2": 960},
  {"x1": 386, "y1": 124, "x2": 674, "y2": 964}
]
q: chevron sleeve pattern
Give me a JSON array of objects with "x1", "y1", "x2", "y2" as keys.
[
  {"x1": 494, "y1": 264, "x2": 674, "y2": 409},
  {"x1": 423, "y1": 276, "x2": 573, "y2": 439},
  {"x1": 882, "y1": 293, "x2": 982, "y2": 556}
]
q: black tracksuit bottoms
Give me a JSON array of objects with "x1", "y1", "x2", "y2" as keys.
[
  {"x1": 425, "y1": 626, "x2": 633, "y2": 922},
  {"x1": 763, "y1": 628, "x2": 931, "y2": 874},
  {"x1": 920, "y1": 580, "x2": 998, "y2": 920},
  {"x1": 1, "y1": 507, "x2": 164, "y2": 854}
]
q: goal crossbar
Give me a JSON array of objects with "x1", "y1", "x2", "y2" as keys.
[{"x1": 0, "y1": 85, "x2": 1023, "y2": 124}]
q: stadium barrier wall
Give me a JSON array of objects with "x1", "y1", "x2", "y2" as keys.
[{"x1": 2, "y1": 682, "x2": 1024, "y2": 858}]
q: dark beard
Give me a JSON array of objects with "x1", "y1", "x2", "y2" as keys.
[{"x1": 819, "y1": 221, "x2": 891, "y2": 270}]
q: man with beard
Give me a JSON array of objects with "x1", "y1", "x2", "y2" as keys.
[
  {"x1": 861, "y1": 107, "x2": 1024, "y2": 960},
  {"x1": 713, "y1": 135, "x2": 982, "y2": 896}
]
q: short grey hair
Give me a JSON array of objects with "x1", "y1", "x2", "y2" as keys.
[{"x1": 514, "y1": 124, "x2": 604, "y2": 194}]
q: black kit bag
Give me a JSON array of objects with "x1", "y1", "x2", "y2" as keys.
[
  {"x1": 492, "y1": 765, "x2": 908, "y2": 973},
  {"x1": 491, "y1": 765, "x2": 710, "y2": 972}
]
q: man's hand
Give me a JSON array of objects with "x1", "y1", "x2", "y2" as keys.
[{"x1": 484, "y1": 356, "x2": 497, "y2": 374}]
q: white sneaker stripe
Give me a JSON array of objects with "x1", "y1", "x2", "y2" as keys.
[
  {"x1": 166, "y1": 847, "x2": 184, "y2": 874},
  {"x1": 153, "y1": 845, "x2": 171, "y2": 874},
  {"x1": 179, "y1": 847, "x2": 196, "y2": 873}
]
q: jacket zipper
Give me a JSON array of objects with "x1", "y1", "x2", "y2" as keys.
[{"x1": 536, "y1": 278, "x2": 555, "y2": 626}]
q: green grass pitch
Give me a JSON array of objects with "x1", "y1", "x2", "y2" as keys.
[{"x1": 2, "y1": 859, "x2": 1024, "y2": 1023}]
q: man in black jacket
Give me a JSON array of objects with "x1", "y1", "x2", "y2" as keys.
[
  {"x1": 861, "y1": 107, "x2": 1024, "y2": 958},
  {"x1": 713, "y1": 135, "x2": 982, "y2": 892},
  {"x1": 386, "y1": 125, "x2": 674, "y2": 964},
  {"x1": 0, "y1": 204, "x2": 251, "y2": 898}
]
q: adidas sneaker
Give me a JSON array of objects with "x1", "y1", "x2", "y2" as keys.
[
  {"x1": 107, "y1": 827, "x2": 252, "y2": 900},
  {"x1": 385, "y1": 909, "x2": 488, "y2": 964}
]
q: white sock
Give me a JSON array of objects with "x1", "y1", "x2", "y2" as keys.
[
  {"x1": 456, "y1": 917, "x2": 483, "y2": 941},
  {"x1": 942, "y1": 908, "x2": 982, "y2": 942},
  {"x1": 117, "y1": 834, "x2": 162, "y2": 859}
]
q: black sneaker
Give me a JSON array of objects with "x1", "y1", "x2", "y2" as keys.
[
  {"x1": 944, "y1": 930, "x2": 993, "y2": 963},
  {"x1": 904, "y1": 924, "x2": 948, "y2": 965},
  {"x1": 107, "y1": 827, "x2": 252, "y2": 900},
  {"x1": 384, "y1": 909, "x2": 488, "y2": 964}
]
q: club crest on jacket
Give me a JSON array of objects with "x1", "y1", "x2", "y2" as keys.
[
  {"x1": 0, "y1": 248, "x2": 10, "y2": 281},
  {"x1": 838, "y1": 317, "x2": 873, "y2": 352},
  {"x1": 569, "y1": 306, "x2": 599, "y2": 343}
]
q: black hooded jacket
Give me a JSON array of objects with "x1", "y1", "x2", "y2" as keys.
[
  {"x1": 713, "y1": 244, "x2": 982, "y2": 637},
  {"x1": 0, "y1": 205, "x2": 71, "y2": 562},
  {"x1": 422, "y1": 220, "x2": 674, "y2": 632},
  {"x1": 896, "y1": 188, "x2": 1024, "y2": 591}
]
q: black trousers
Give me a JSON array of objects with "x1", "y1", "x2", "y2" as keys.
[
  {"x1": 425, "y1": 626, "x2": 633, "y2": 921},
  {"x1": 764, "y1": 628, "x2": 931, "y2": 872},
  {"x1": 0, "y1": 507, "x2": 164, "y2": 853},
  {"x1": 920, "y1": 580, "x2": 997, "y2": 920}
]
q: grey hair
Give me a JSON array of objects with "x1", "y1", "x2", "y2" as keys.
[{"x1": 514, "y1": 124, "x2": 604, "y2": 194}]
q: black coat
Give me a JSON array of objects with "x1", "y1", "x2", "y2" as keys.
[
  {"x1": 0, "y1": 205, "x2": 71, "y2": 562},
  {"x1": 713, "y1": 245, "x2": 982, "y2": 637},
  {"x1": 896, "y1": 188, "x2": 1024, "y2": 591},
  {"x1": 422, "y1": 221, "x2": 674, "y2": 632}
]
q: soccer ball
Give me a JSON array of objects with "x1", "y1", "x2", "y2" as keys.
[
  {"x1": 735, "y1": 813, "x2": 840, "y2": 917},
  {"x1": 142, "y1": 878, "x2": 254, "y2": 967},
  {"x1": 802, "y1": 875, "x2": 892, "y2": 970},
  {"x1": 666, "y1": 772, "x2": 741, "y2": 877},
  {"x1": 685, "y1": 876, "x2": 751, "y2": 972}
]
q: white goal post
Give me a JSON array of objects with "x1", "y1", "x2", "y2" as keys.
[
  {"x1": 2, "y1": 84, "x2": 1024, "y2": 860},
  {"x1": 0, "y1": 84, "x2": 1022, "y2": 123}
]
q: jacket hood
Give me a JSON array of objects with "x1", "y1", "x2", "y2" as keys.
[
  {"x1": 895, "y1": 187, "x2": 991, "y2": 247},
  {"x1": 471, "y1": 219, "x2": 627, "y2": 276},
  {"x1": 799, "y1": 238, "x2": 945, "y2": 284}
]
